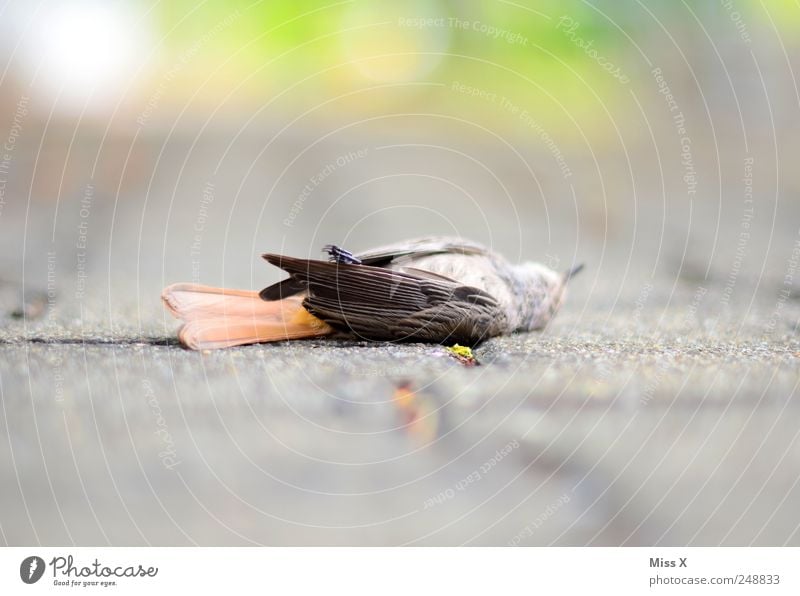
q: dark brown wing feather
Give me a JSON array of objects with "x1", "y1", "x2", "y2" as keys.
[
  {"x1": 261, "y1": 253, "x2": 505, "y2": 345},
  {"x1": 259, "y1": 277, "x2": 306, "y2": 301},
  {"x1": 259, "y1": 237, "x2": 490, "y2": 300}
]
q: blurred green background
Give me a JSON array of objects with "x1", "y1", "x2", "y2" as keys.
[
  {"x1": 3, "y1": 0, "x2": 797, "y2": 133},
  {"x1": 1, "y1": 0, "x2": 799, "y2": 304}
]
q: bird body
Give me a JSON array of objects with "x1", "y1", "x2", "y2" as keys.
[{"x1": 162, "y1": 237, "x2": 579, "y2": 350}]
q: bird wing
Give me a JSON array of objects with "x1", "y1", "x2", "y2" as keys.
[
  {"x1": 259, "y1": 237, "x2": 491, "y2": 300},
  {"x1": 258, "y1": 277, "x2": 307, "y2": 301},
  {"x1": 355, "y1": 236, "x2": 492, "y2": 266},
  {"x1": 261, "y1": 253, "x2": 505, "y2": 345}
]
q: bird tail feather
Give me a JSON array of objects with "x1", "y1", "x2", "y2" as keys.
[
  {"x1": 161, "y1": 283, "x2": 332, "y2": 350},
  {"x1": 563, "y1": 263, "x2": 585, "y2": 281}
]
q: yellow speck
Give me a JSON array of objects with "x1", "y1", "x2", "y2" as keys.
[
  {"x1": 446, "y1": 344, "x2": 480, "y2": 366},
  {"x1": 446, "y1": 344, "x2": 474, "y2": 359}
]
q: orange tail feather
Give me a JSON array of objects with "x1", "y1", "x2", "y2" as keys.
[{"x1": 161, "y1": 283, "x2": 333, "y2": 350}]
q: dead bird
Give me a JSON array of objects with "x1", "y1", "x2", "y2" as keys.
[{"x1": 161, "y1": 237, "x2": 583, "y2": 350}]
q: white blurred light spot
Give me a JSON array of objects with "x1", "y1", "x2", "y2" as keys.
[{"x1": 26, "y1": 1, "x2": 148, "y2": 110}]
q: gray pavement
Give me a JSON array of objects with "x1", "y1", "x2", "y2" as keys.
[
  {"x1": 1, "y1": 117, "x2": 800, "y2": 546},
  {"x1": 2, "y1": 270, "x2": 799, "y2": 545}
]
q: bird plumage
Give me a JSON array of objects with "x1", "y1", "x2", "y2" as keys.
[{"x1": 162, "y1": 237, "x2": 578, "y2": 350}]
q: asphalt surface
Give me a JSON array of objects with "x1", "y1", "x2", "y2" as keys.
[
  {"x1": 1, "y1": 119, "x2": 800, "y2": 545},
  {"x1": 2, "y1": 270, "x2": 799, "y2": 545}
]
